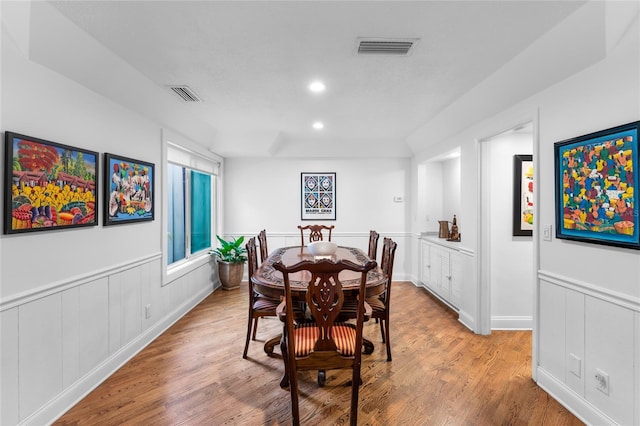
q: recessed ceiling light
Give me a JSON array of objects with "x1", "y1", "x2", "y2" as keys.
[
  {"x1": 312, "y1": 121, "x2": 324, "y2": 130},
  {"x1": 309, "y1": 81, "x2": 326, "y2": 93}
]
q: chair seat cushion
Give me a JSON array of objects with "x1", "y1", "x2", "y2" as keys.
[
  {"x1": 253, "y1": 296, "x2": 281, "y2": 311},
  {"x1": 365, "y1": 296, "x2": 386, "y2": 312},
  {"x1": 342, "y1": 297, "x2": 385, "y2": 314},
  {"x1": 293, "y1": 322, "x2": 357, "y2": 357}
]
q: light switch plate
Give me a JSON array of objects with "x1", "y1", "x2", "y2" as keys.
[{"x1": 543, "y1": 224, "x2": 552, "y2": 241}]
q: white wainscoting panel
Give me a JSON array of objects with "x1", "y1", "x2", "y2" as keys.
[
  {"x1": 537, "y1": 273, "x2": 639, "y2": 426},
  {"x1": 565, "y1": 288, "x2": 585, "y2": 397},
  {"x1": 1, "y1": 307, "x2": 20, "y2": 426},
  {"x1": 0, "y1": 253, "x2": 216, "y2": 425},
  {"x1": 584, "y1": 296, "x2": 635, "y2": 426},
  {"x1": 19, "y1": 294, "x2": 64, "y2": 419}
]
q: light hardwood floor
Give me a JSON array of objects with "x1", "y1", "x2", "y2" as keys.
[{"x1": 54, "y1": 282, "x2": 583, "y2": 425}]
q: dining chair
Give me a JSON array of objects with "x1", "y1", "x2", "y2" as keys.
[
  {"x1": 257, "y1": 229, "x2": 269, "y2": 263},
  {"x1": 298, "y1": 224, "x2": 334, "y2": 246},
  {"x1": 243, "y1": 237, "x2": 281, "y2": 359},
  {"x1": 368, "y1": 230, "x2": 379, "y2": 260},
  {"x1": 340, "y1": 237, "x2": 397, "y2": 361},
  {"x1": 372, "y1": 237, "x2": 397, "y2": 361},
  {"x1": 273, "y1": 257, "x2": 377, "y2": 426}
]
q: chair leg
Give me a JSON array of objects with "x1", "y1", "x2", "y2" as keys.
[
  {"x1": 279, "y1": 339, "x2": 290, "y2": 389},
  {"x1": 384, "y1": 318, "x2": 392, "y2": 362},
  {"x1": 290, "y1": 371, "x2": 300, "y2": 426},
  {"x1": 251, "y1": 317, "x2": 259, "y2": 340},
  {"x1": 379, "y1": 319, "x2": 385, "y2": 343},
  {"x1": 350, "y1": 364, "x2": 361, "y2": 426},
  {"x1": 243, "y1": 314, "x2": 253, "y2": 359}
]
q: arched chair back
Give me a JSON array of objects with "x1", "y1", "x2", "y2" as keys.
[{"x1": 297, "y1": 224, "x2": 334, "y2": 246}]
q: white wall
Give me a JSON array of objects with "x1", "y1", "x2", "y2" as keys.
[
  {"x1": 485, "y1": 132, "x2": 534, "y2": 329},
  {"x1": 441, "y1": 157, "x2": 461, "y2": 224},
  {"x1": 223, "y1": 157, "x2": 412, "y2": 280},
  {"x1": 1, "y1": 4, "x2": 216, "y2": 425},
  {"x1": 410, "y1": 2, "x2": 640, "y2": 424}
]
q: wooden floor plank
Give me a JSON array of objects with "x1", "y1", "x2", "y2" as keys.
[{"x1": 54, "y1": 282, "x2": 583, "y2": 425}]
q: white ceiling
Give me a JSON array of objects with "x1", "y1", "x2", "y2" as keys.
[{"x1": 48, "y1": 1, "x2": 584, "y2": 158}]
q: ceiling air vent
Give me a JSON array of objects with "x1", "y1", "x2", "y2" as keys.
[
  {"x1": 169, "y1": 85, "x2": 202, "y2": 102},
  {"x1": 355, "y1": 37, "x2": 419, "y2": 56}
]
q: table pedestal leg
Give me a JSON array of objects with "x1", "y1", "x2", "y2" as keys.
[{"x1": 264, "y1": 334, "x2": 282, "y2": 356}]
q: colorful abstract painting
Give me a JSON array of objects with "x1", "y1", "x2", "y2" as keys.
[
  {"x1": 104, "y1": 153, "x2": 154, "y2": 225},
  {"x1": 301, "y1": 172, "x2": 336, "y2": 220},
  {"x1": 554, "y1": 121, "x2": 639, "y2": 249},
  {"x1": 4, "y1": 132, "x2": 98, "y2": 234}
]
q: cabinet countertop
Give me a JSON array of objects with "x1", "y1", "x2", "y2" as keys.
[{"x1": 420, "y1": 234, "x2": 474, "y2": 256}]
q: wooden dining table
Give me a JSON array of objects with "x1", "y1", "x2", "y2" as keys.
[{"x1": 251, "y1": 245, "x2": 387, "y2": 355}]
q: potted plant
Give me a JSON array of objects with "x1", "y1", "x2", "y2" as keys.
[{"x1": 210, "y1": 235, "x2": 247, "y2": 290}]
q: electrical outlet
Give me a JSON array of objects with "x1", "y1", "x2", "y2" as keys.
[
  {"x1": 595, "y1": 368, "x2": 609, "y2": 395},
  {"x1": 145, "y1": 304, "x2": 151, "y2": 319}
]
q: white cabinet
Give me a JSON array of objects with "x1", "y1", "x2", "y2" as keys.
[{"x1": 419, "y1": 237, "x2": 464, "y2": 310}]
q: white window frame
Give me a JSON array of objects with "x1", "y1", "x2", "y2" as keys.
[{"x1": 162, "y1": 129, "x2": 223, "y2": 286}]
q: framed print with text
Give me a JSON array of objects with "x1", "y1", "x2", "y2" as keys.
[{"x1": 301, "y1": 172, "x2": 336, "y2": 220}]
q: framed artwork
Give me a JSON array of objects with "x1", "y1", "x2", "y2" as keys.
[
  {"x1": 4, "y1": 131, "x2": 98, "y2": 234},
  {"x1": 104, "y1": 153, "x2": 154, "y2": 225},
  {"x1": 513, "y1": 154, "x2": 533, "y2": 236},
  {"x1": 301, "y1": 172, "x2": 336, "y2": 220},
  {"x1": 554, "y1": 121, "x2": 639, "y2": 250}
]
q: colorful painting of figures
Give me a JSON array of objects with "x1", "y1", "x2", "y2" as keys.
[
  {"x1": 103, "y1": 153, "x2": 154, "y2": 225},
  {"x1": 4, "y1": 132, "x2": 98, "y2": 234},
  {"x1": 554, "y1": 121, "x2": 639, "y2": 249},
  {"x1": 301, "y1": 172, "x2": 336, "y2": 220}
]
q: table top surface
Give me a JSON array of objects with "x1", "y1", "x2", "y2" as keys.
[{"x1": 251, "y1": 245, "x2": 386, "y2": 297}]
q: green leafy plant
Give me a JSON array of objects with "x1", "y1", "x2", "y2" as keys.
[{"x1": 210, "y1": 235, "x2": 247, "y2": 263}]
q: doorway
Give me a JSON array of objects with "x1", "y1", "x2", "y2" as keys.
[{"x1": 478, "y1": 121, "x2": 536, "y2": 336}]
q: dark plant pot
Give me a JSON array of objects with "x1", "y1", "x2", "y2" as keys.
[{"x1": 218, "y1": 261, "x2": 244, "y2": 290}]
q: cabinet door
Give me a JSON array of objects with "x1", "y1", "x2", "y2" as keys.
[
  {"x1": 449, "y1": 251, "x2": 463, "y2": 307},
  {"x1": 420, "y1": 241, "x2": 431, "y2": 287},
  {"x1": 429, "y1": 246, "x2": 442, "y2": 293},
  {"x1": 437, "y1": 249, "x2": 451, "y2": 300}
]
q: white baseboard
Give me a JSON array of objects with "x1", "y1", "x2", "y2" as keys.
[
  {"x1": 491, "y1": 315, "x2": 532, "y2": 330},
  {"x1": 536, "y1": 366, "x2": 618, "y2": 426},
  {"x1": 21, "y1": 287, "x2": 212, "y2": 426}
]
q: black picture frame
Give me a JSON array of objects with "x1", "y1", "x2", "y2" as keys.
[
  {"x1": 103, "y1": 153, "x2": 155, "y2": 226},
  {"x1": 301, "y1": 172, "x2": 336, "y2": 220},
  {"x1": 4, "y1": 131, "x2": 99, "y2": 234},
  {"x1": 554, "y1": 121, "x2": 639, "y2": 250},
  {"x1": 513, "y1": 154, "x2": 533, "y2": 236}
]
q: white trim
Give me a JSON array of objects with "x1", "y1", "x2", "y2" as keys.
[
  {"x1": 537, "y1": 366, "x2": 619, "y2": 426},
  {"x1": 0, "y1": 253, "x2": 162, "y2": 311},
  {"x1": 491, "y1": 316, "x2": 533, "y2": 330},
  {"x1": 538, "y1": 270, "x2": 640, "y2": 312}
]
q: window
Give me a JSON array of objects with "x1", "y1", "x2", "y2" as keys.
[{"x1": 165, "y1": 139, "x2": 220, "y2": 272}]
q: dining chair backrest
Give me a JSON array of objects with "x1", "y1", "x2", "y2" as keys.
[
  {"x1": 381, "y1": 237, "x2": 397, "y2": 284},
  {"x1": 273, "y1": 257, "x2": 377, "y2": 426},
  {"x1": 246, "y1": 237, "x2": 259, "y2": 281},
  {"x1": 368, "y1": 230, "x2": 379, "y2": 260},
  {"x1": 297, "y1": 224, "x2": 334, "y2": 246},
  {"x1": 257, "y1": 229, "x2": 269, "y2": 263}
]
